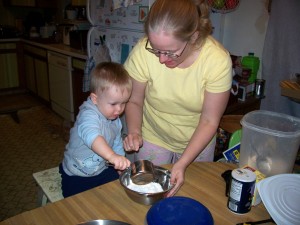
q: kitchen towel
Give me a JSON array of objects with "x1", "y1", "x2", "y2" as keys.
[
  {"x1": 83, "y1": 57, "x2": 96, "y2": 92},
  {"x1": 112, "y1": 0, "x2": 141, "y2": 10}
]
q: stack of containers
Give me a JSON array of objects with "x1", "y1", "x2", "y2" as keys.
[{"x1": 242, "y1": 53, "x2": 260, "y2": 83}]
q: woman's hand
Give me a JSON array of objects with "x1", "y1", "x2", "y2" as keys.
[
  {"x1": 123, "y1": 133, "x2": 143, "y2": 151},
  {"x1": 166, "y1": 162, "x2": 186, "y2": 197}
]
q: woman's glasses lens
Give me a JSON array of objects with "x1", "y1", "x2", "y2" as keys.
[{"x1": 145, "y1": 39, "x2": 188, "y2": 59}]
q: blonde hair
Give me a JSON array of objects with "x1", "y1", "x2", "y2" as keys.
[
  {"x1": 90, "y1": 62, "x2": 132, "y2": 95},
  {"x1": 145, "y1": 0, "x2": 212, "y2": 46}
]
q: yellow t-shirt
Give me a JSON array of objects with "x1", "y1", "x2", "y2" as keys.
[{"x1": 124, "y1": 36, "x2": 232, "y2": 153}]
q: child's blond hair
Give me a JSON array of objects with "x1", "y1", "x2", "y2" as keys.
[{"x1": 90, "y1": 62, "x2": 132, "y2": 95}]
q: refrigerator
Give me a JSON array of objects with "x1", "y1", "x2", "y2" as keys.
[
  {"x1": 85, "y1": 0, "x2": 224, "y2": 64},
  {"x1": 85, "y1": 0, "x2": 155, "y2": 146},
  {"x1": 86, "y1": 0, "x2": 155, "y2": 64}
]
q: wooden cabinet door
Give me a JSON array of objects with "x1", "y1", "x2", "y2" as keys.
[
  {"x1": 24, "y1": 54, "x2": 36, "y2": 93},
  {"x1": 4, "y1": 0, "x2": 57, "y2": 7},
  {"x1": 0, "y1": 53, "x2": 19, "y2": 89},
  {"x1": 8, "y1": 0, "x2": 35, "y2": 6},
  {"x1": 23, "y1": 44, "x2": 49, "y2": 102},
  {"x1": 36, "y1": 0, "x2": 58, "y2": 8},
  {"x1": 71, "y1": 0, "x2": 86, "y2": 6},
  {"x1": 0, "y1": 43, "x2": 19, "y2": 89},
  {"x1": 35, "y1": 58, "x2": 49, "y2": 101}
]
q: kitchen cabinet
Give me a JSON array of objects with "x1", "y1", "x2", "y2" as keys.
[
  {"x1": 71, "y1": 0, "x2": 86, "y2": 6},
  {"x1": 72, "y1": 57, "x2": 89, "y2": 117},
  {"x1": 3, "y1": 0, "x2": 58, "y2": 8},
  {"x1": 23, "y1": 44, "x2": 50, "y2": 102},
  {"x1": 48, "y1": 51, "x2": 74, "y2": 121},
  {"x1": 0, "y1": 42, "x2": 19, "y2": 89}
]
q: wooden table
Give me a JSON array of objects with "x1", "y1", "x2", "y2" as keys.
[{"x1": 0, "y1": 162, "x2": 271, "y2": 225}]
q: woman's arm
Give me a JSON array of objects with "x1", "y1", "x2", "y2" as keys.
[
  {"x1": 123, "y1": 78, "x2": 147, "y2": 151},
  {"x1": 179, "y1": 90, "x2": 230, "y2": 166},
  {"x1": 167, "y1": 90, "x2": 230, "y2": 196}
]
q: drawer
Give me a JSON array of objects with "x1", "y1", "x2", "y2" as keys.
[
  {"x1": 72, "y1": 58, "x2": 85, "y2": 70},
  {"x1": 48, "y1": 51, "x2": 71, "y2": 69},
  {"x1": 0, "y1": 43, "x2": 16, "y2": 50}
]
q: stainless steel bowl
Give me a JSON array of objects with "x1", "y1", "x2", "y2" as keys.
[
  {"x1": 119, "y1": 166, "x2": 173, "y2": 205},
  {"x1": 130, "y1": 159, "x2": 155, "y2": 185},
  {"x1": 77, "y1": 220, "x2": 130, "y2": 225}
]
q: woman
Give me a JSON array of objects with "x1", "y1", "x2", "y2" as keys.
[{"x1": 123, "y1": 0, "x2": 232, "y2": 197}]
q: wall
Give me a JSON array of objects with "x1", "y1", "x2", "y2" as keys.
[{"x1": 211, "y1": 0, "x2": 270, "y2": 78}]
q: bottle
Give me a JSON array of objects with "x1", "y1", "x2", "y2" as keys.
[{"x1": 241, "y1": 53, "x2": 260, "y2": 83}]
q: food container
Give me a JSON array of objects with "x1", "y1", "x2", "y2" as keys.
[
  {"x1": 40, "y1": 25, "x2": 56, "y2": 38},
  {"x1": 66, "y1": 10, "x2": 78, "y2": 20},
  {"x1": 239, "y1": 110, "x2": 300, "y2": 177},
  {"x1": 242, "y1": 52, "x2": 260, "y2": 83},
  {"x1": 227, "y1": 168, "x2": 256, "y2": 214},
  {"x1": 119, "y1": 166, "x2": 173, "y2": 205}
]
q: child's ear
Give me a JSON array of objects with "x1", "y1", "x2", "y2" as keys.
[{"x1": 90, "y1": 93, "x2": 98, "y2": 104}]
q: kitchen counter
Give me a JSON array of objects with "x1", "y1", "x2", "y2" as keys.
[
  {"x1": 0, "y1": 38, "x2": 87, "y2": 60},
  {"x1": 280, "y1": 79, "x2": 300, "y2": 103}
]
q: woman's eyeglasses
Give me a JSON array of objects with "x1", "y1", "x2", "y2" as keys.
[{"x1": 145, "y1": 39, "x2": 188, "y2": 59}]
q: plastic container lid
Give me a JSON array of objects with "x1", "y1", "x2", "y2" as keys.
[
  {"x1": 146, "y1": 196, "x2": 213, "y2": 225},
  {"x1": 241, "y1": 110, "x2": 300, "y2": 138},
  {"x1": 232, "y1": 168, "x2": 256, "y2": 182},
  {"x1": 257, "y1": 174, "x2": 300, "y2": 225}
]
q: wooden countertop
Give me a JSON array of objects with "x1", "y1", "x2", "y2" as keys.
[
  {"x1": 0, "y1": 38, "x2": 87, "y2": 60},
  {"x1": 280, "y1": 80, "x2": 300, "y2": 102},
  {"x1": 0, "y1": 162, "x2": 271, "y2": 225}
]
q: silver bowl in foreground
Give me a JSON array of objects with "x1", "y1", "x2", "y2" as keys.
[
  {"x1": 77, "y1": 220, "x2": 130, "y2": 225},
  {"x1": 119, "y1": 166, "x2": 173, "y2": 205}
]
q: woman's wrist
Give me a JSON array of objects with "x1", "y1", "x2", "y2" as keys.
[{"x1": 129, "y1": 131, "x2": 142, "y2": 137}]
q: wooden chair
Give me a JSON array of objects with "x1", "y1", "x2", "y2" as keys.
[{"x1": 32, "y1": 167, "x2": 64, "y2": 206}]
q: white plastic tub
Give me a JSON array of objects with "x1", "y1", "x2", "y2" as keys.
[{"x1": 239, "y1": 110, "x2": 300, "y2": 177}]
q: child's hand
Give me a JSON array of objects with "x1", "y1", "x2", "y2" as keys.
[{"x1": 108, "y1": 154, "x2": 131, "y2": 170}]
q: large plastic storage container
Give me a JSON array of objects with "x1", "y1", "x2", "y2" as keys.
[{"x1": 239, "y1": 110, "x2": 300, "y2": 177}]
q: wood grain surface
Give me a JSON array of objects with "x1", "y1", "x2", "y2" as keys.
[{"x1": 0, "y1": 162, "x2": 271, "y2": 225}]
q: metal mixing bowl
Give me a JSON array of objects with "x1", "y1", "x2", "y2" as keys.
[
  {"x1": 77, "y1": 220, "x2": 130, "y2": 225},
  {"x1": 119, "y1": 166, "x2": 173, "y2": 205}
]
